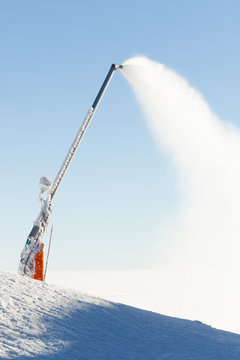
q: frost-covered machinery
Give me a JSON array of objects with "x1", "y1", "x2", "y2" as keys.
[{"x1": 18, "y1": 64, "x2": 123, "y2": 281}]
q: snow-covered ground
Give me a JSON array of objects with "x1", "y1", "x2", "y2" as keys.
[
  {"x1": 1, "y1": 271, "x2": 240, "y2": 359},
  {"x1": 47, "y1": 269, "x2": 240, "y2": 335}
]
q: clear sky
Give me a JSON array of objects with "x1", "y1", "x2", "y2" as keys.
[{"x1": 1, "y1": 0, "x2": 240, "y2": 271}]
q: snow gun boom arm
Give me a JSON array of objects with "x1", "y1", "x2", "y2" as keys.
[
  {"x1": 50, "y1": 64, "x2": 123, "y2": 201},
  {"x1": 18, "y1": 64, "x2": 123, "y2": 280}
]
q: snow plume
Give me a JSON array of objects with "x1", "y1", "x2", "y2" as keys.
[{"x1": 122, "y1": 56, "x2": 240, "y2": 269}]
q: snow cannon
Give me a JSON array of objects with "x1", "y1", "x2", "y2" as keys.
[{"x1": 18, "y1": 63, "x2": 123, "y2": 281}]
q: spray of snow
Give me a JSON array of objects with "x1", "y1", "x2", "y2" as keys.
[{"x1": 122, "y1": 56, "x2": 240, "y2": 270}]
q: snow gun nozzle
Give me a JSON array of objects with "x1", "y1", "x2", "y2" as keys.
[{"x1": 113, "y1": 64, "x2": 123, "y2": 70}]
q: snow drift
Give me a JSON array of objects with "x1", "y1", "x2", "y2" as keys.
[{"x1": 1, "y1": 272, "x2": 240, "y2": 359}]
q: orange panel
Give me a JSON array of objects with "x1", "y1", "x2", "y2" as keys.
[{"x1": 33, "y1": 249, "x2": 44, "y2": 281}]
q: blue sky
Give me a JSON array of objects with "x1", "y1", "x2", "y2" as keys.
[{"x1": 1, "y1": 0, "x2": 240, "y2": 270}]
